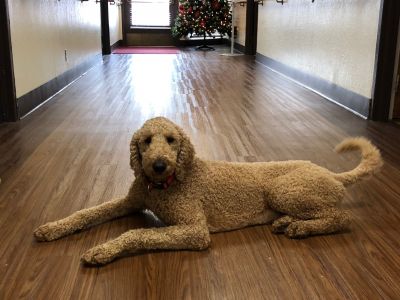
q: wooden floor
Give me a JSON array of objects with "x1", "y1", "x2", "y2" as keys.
[{"x1": 1, "y1": 47, "x2": 400, "y2": 299}]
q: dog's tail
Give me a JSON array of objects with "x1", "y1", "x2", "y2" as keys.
[{"x1": 333, "y1": 137, "x2": 383, "y2": 186}]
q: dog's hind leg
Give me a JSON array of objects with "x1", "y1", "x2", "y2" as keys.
[
  {"x1": 267, "y1": 168, "x2": 348, "y2": 238},
  {"x1": 271, "y1": 215, "x2": 299, "y2": 233},
  {"x1": 284, "y1": 208, "x2": 351, "y2": 238}
]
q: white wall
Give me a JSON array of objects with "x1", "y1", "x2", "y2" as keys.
[
  {"x1": 257, "y1": 0, "x2": 381, "y2": 98},
  {"x1": 8, "y1": 0, "x2": 102, "y2": 98},
  {"x1": 109, "y1": 4, "x2": 123, "y2": 46}
]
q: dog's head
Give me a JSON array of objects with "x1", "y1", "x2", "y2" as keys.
[{"x1": 130, "y1": 117, "x2": 195, "y2": 183}]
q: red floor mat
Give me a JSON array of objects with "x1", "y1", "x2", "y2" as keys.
[{"x1": 112, "y1": 47, "x2": 180, "y2": 54}]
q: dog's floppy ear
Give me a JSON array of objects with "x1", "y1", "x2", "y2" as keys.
[
  {"x1": 130, "y1": 130, "x2": 144, "y2": 177},
  {"x1": 175, "y1": 127, "x2": 195, "y2": 182}
]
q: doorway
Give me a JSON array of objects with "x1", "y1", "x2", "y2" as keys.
[
  {"x1": 0, "y1": 0, "x2": 17, "y2": 122},
  {"x1": 123, "y1": 0, "x2": 178, "y2": 46}
]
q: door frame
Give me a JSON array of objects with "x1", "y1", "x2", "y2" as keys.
[
  {"x1": 0, "y1": 0, "x2": 17, "y2": 122},
  {"x1": 100, "y1": 1, "x2": 111, "y2": 55},
  {"x1": 371, "y1": 0, "x2": 400, "y2": 121},
  {"x1": 245, "y1": 0, "x2": 258, "y2": 55},
  {"x1": 388, "y1": 23, "x2": 400, "y2": 119}
]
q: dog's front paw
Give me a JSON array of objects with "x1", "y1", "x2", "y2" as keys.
[
  {"x1": 81, "y1": 245, "x2": 118, "y2": 266},
  {"x1": 285, "y1": 222, "x2": 309, "y2": 239},
  {"x1": 34, "y1": 222, "x2": 61, "y2": 242}
]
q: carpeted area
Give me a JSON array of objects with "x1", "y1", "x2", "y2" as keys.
[{"x1": 112, "y1": 46, "x2": 180, "y2": 54}]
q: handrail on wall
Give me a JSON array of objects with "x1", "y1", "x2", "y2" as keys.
[
  {"x1": 78, "y1": 0, "x2": 316, "y2": 6},
  {"x1": 276, "y1": 0, "x2": 315, "y2": 4}
]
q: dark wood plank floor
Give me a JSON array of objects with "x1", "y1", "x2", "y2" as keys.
[{"x1": 1, "y1": 48, "x2": 400, "y2": 299}]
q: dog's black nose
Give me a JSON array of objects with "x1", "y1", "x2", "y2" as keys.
[{"x1": 153, "y1": 160, "x2": 167, "y2": 173}]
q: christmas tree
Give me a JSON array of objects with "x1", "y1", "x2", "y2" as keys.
[{"x1": 172, "y1": 0, "x2": 231, "y2": 39}]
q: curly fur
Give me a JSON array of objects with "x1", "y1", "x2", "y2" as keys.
[{"x1": 34, "y1": 117, "x2": 383, "y2": 265}]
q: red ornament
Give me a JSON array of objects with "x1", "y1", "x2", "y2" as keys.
[{"x1": 212, "y1": 1, "x2": 221, "y2": 9}]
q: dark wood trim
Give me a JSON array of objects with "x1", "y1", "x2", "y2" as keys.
[
  {"x1": 100, "y1": 1, "x2": 111, "y2": 55},
  {"x1": 245, "y1": 0, "x2": 258, "y2": 55},
  {"x1": 234, "y1": 42, "x2": 246, "y2": 54},
  {"x1": 17, "y1": 54, "x2": 102, "y2": 118},
  {"x1": 371, "y1": 0, "x2": 400, "y2": 121},
  {"x1": 110, "y1": 40, "x2": 123, "y2": 52},
  {"x1": 256, "y1": 53, "x2": 370, "y2": 118},
  {"x1": 0, "y1": 0, "x2": 17, "y2": 122},
  {"x1": 121, "y1": 2, "x2": 129, "y2": 46}
]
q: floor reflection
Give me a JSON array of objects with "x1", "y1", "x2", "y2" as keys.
[{"x1": 129, "y1": 55, "x2": 175, "y2": 118}]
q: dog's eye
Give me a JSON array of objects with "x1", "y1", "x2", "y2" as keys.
[
  {"x1": 166, "y1": 136, "x2": 175, "y2": 144},
  {"x1": 144, "y1": 137, "x2": 152, "y2": 144}
]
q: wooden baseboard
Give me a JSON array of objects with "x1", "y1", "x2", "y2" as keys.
[
  {"x1": 110, "y1": 40, "x2": 122, "y2": 52},
  {"x1": 234, "y1": 42, "x2": 245, "y2": 54},
  {"x1": 17, "y1": 53, "x2": 102, "y2": 118},
  {"x1": 256, "y1": 53, "x2": 371, "y2": 118}
]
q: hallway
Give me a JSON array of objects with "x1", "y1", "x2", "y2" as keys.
[{"x1": 0, "y1": 50, "x2": 399, "y2": 299}]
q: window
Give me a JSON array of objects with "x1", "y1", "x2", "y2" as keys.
[{"x1": 130, "y1": 0, "x2": 171, "y2": 28}]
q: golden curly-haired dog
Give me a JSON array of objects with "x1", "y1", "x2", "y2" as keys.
[{"x1": 34, "y1": 117, "x2": 382, "y2": 265}]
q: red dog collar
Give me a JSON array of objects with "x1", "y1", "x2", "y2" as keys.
[{"x1": 147, "y1": 173, "x2": 175, "y2": 191}]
